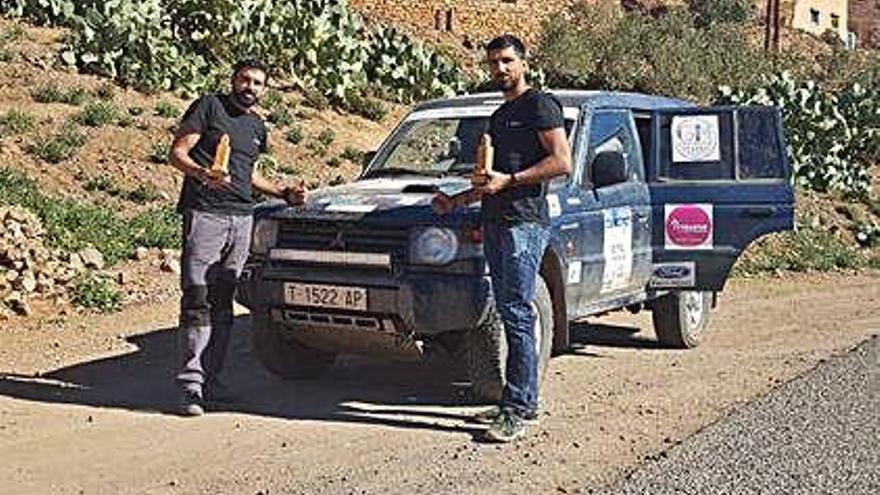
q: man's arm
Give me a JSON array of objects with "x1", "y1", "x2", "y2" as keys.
[
  {"x1": 478, "y1": 126, "x2": 572, "y2": 195},
  {"x1": 169, "y1": 131, "x2": 228, "y2": 188},
  {"x1": 252, "y1": 168, "x2": 306, "y2": 205}
]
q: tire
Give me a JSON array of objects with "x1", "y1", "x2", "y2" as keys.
[
  {"x1": 251, "y1": 307, "x2": 337, "y2": 380},
  {"x1": 467, "y1": 276, "x2": 554, "y2": 403},
  {"x1": 652, "y1": 290, "x2": 712, "y2": 349}
]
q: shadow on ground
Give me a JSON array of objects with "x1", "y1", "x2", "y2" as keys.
[{"x1": 0, "y1": 316, "x2": 655, "y2": 437}]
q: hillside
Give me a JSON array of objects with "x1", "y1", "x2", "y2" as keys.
[
  {"x1": 0, "y1": 14, "x2": 878, "y2": 324},
  {"x1": 0, "y1": 17, "x2": 402, "y2": 321}
]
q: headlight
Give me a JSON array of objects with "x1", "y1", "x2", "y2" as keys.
[
  {"x1": 251, "y1": 219, "x2": 278, "y2": 255},
  {"x1": 410, "y1": 227, "x2": 459, "y2": 265}
]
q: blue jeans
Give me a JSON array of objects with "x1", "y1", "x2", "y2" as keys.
[{"x1": 482, "y1": 221, "x2": 549, "y2": 418}]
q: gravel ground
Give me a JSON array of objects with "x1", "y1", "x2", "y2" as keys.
[{"x1": 603, "y1": 334, "x2": 880, "y2": 495}]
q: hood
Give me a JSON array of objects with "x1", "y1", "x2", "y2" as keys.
[{"x1": 256, "y1": 177, "x2": 478, "y2": 224}]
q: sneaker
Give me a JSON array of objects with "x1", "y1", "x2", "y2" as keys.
[
  {"x1": 178, "y1": 390, "x2": 204, "y2": 417},
  {"x1": 473, "y1": 405, "x2": 538, "y2": 424},
  {"x1": 483, "y1": 410, "x2": 526, "y2": 443}
]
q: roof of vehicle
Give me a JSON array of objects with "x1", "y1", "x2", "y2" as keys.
[{"x1": 414, "y1": 90, "x2": 693, "y2": 113}]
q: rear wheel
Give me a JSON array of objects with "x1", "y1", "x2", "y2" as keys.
[
  {"x1": 652, "y1": 290, "x2": 712, "y2": 348},
  {"x1": 251, "y1": 307, "x2": 337, "y2": 379},
  {"x1": 467, "y1": 276, "x2": 554, "y2": 403}
]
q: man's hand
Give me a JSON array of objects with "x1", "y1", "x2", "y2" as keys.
[
  {"x1": 200, "y1": 168, "x2": 232, "y2": 190},
  {"x1": 282, "y1": 179, "x2": 307, "y2": 206},
  {"x1": 475, "y1": 169, "x2": 513, "y2": 196},
  {"x1": 431, "y1": 194, "x2": 454, "y2": 216}
]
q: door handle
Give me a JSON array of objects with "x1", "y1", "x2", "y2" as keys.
[{"x1": 744, "y1": 206, "x2": 776, "y2": 218}]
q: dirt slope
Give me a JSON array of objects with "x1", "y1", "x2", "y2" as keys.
[{"x1": 0, "y1": 271, "x2": 877, "y2": 494}]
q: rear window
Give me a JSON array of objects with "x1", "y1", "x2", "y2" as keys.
[{"x1": 654, "y1": 107, "x2": 788, "y2": 181}]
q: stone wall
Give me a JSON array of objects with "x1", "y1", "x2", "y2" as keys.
[
  {"x1": 849, "y1": 0, "x2": 880, "y2": 48},
  {"x1": 349, "y1": 0, "x2": 582, "y2": 50}
]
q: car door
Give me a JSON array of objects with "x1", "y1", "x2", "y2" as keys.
[
  {"x1": 586, "y1": 109, "x2": 652, "y2": 301},
  {"x1": 646, "y1": 106, "x2": 795, "y2": 290}
]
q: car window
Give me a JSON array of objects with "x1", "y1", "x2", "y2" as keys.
[{"x1": 584, "y1": 110, "x2": 644, "y2": 189}]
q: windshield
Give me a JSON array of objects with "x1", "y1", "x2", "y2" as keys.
[{"x1": 366, "y1": 114, "x2": 575, "y2": 178}]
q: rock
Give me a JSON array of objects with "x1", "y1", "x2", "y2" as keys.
[
  {"x1": 18, "y1": 271, "x2": 37, "y2": 293},
  {"x1": 132, "y1": 246, "x2": 149, "y2": 261},
  {"x1": 78, "y1": 248, "x2": 105, "y2": 270},
  {"x1": 160, "y1": 259, "x2": 181, "y2": 275},
  {"x1": 4, "y1": 291, "x2": 30, "y2": 315},
  {"x1": 117, "y1": 271, "x2": 132, "y2": 285},
  {"x1": 67, "y1": 252, "x2": 85, "y2": 271},
  {"x1": 160, "y1": 248, "x2": 180, "y2": 260},
  {"x1": 5, "y1": 269, "x2": 19, "y2": 283}
]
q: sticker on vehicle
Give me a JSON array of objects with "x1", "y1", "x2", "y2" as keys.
[
  {"x1": 547, "y1": 194, "x2": 562, "y2": 218},
  {"x1": 601, "y1": 207, "x2": 633, "y2": 293},
  {"x1": 671, "y1": 115, "x2": 720, "y2": 163},
  {"x1": 567, "y1": 261, "x2": 582, "y2": 285},
  {"x1": 665, "y1": 204, "x2": 713, "y2": 250},
  {"x1": 649, "y1": 262, "x2": 696, "y2": 288}
]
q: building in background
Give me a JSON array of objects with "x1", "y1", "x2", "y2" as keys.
[
  {"x1": 789, "y1": 0, "x2": 849, "y2": 41},
  {"x1": 848, "y1": 0, "x2": 880, "y2": 48}
]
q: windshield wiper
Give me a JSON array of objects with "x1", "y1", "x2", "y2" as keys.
[{"x1": 365, "y1": 167, "x2": 443, "y2": 178}]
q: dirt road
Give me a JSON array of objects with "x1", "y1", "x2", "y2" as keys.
[{"x1": 1, "y1": 271, "x2": 878, "y2": 495}]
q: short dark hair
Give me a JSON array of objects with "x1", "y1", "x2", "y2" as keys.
[
  {"x1": 232, "y1": 57, "x2": 270, "y2": 79},
  {"x1": 486, "y1": 34, "x2": 527, "y2": 59}
]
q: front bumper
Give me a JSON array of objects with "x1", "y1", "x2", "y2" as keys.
[{"x1": 236, "y1": 261, "x2": 492, "y2": 337}]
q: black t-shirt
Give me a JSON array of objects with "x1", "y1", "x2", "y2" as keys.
[
  {"x1": 482, "y1": 89, "x2": 564, "y2": 225},
  {"x1": 175, "y1": 93, "x2": 268, "y2": 215}
]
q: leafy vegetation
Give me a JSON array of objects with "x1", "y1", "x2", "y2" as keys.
[
  {"x1": 0, "y1": 109, "x2": 35, "y2": 135},
  {"x1": 0, "y1": 167, "x2": 179, "y2": 264},
  {"x1": 717, "y1": 73, "x2": 880, "y2": 198},
  {"x1": 71, "y1": 271, "x2": 123, "y2": 312},
  {"x1": 0, "y1": 0, "x2": 468, "y2": 106},
  {"x1": 31, "y1": 82, "x2": 89, "y2": 105},
  {"x1": 735, "y1": 226, "x2": 864, "y2": 274},
  {"x1": 76, "y1": 101, "x2": 121, "y2": 127},
  {"x1": 28, "y1": 123, "x2": 87, "y2": 163}
]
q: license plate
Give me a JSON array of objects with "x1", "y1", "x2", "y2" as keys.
[{"x1": 284, "y1": 282, "x2": 367, "y2": 311}]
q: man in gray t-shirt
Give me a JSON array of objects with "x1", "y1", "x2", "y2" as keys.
[{"x1": 168, "y1": 57, "x2": 305, "y2": 416}]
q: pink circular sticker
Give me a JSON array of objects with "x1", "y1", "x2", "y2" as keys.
[{"x1": 666, "y1": 206, "x2": 712, "y2": 247}]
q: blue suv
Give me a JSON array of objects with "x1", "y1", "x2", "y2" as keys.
[{"x1": 236, "y1": 91, "x2": 794, "y2": 401}]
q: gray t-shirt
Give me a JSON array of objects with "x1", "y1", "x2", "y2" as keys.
[{"x1": 175, "y1": 93, "x2": 268, "y2": 215}]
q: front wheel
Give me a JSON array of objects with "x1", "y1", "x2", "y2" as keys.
[
  {"x1": 652, "y1": 290, "x2": 712, "y2": 348},
  {"x1": 467, "y1": 276, "x2": 554, "y2": 403},
  {"x1": 251, "y1": 307, "x2": 338, "y2": 380}
]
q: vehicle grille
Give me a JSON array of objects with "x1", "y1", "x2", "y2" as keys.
[{"x1": 276, "y1": 220, "x2": 409, "y2": 256}]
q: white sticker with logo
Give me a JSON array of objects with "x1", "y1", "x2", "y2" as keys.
[
  {"x1": 601, "y1": 207, "x2": 633, "y2": 293},
  {"x1": 547, "y1": 194, "x2": 562, "y2": 218},
  {"x1": 665, "y1": 204, "x2": 714, "y2": 250},
  {"x1": 649, "y1": 262, "x2": 696, "y2": 288},
  {"x1": 671, "y1": 115, "x2": 720, "y2": 163},
  {"x1": 567, "y1": 261, "x2": 582, "y2": 285}
]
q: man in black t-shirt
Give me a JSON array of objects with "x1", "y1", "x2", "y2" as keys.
[
  {"x1": 473, "y1": 35, "x2": 572, "y2": 442},
  {"x1": 169, "y1": 58, "x2": 305, "y2": 417}
]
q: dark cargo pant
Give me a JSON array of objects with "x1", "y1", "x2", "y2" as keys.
[{"x1": 176, "y1": 209, "x2": 253, "y2": 396}]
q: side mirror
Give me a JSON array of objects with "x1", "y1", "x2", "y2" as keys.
[
  {"x1": 361, "y1": 150, "x2": 377, "y2": 172},
  {"x1": 592, "y1": 150, "x2": 628, "y2": 189}
]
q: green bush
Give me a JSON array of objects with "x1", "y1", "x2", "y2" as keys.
[
  {"x1": 340, "y1": 146, "x2": 364, "y2": 164},
  {"x1": 284, "y1": 125, "x2": 303, "y2": 145},
  {"x1": 149, "y1": 140, "x2": 170, "y2": 163},
  {"x1": 0, "y1": 167, "x2": 180, "y2": 264},
  {"x1": 735, "y1": 225, "x2": 863, "y2": 274},
  {"x1": 0, "y1": 109, "x2": 35, "y2": 135},
  {"x1": 82, "y1": 174, "x2": 121, "y2": 195},
  {"x1": 4, "y1": 0, "x2": 467, "y2": 105},
  {"x1": 344, "y1": 90, "x2": 387, "y2": 121},
  {"x1": 76, "y1": 101, "x2": 120, "y2": 127},
  {"x1": 268, "y1": 106, "x2": 295, "y2": 127},
  {"x1": 154, "y1": 100, "x2": 180, "y2": 118},
  {"x1": 28, "y1": 123, "x2": 87, "y2": 163},
  {"x1": 71, "y1": 271, "x2": 122, "y2": 312},
  {"x1": 535, "y1": 4, "x2": 774, "y2": 103}
]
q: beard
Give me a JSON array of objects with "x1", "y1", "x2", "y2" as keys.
[
  {"x1": 493, "y1": 75, "x2": 515, "y2": 91},
  {"x1": 232, "y1": 89, "x2": 259, "y2": 108}
]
